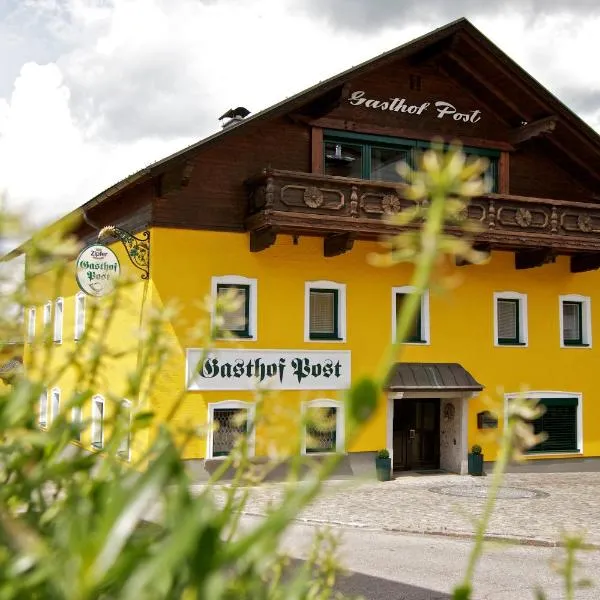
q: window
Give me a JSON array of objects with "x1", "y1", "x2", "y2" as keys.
[
  {"x1": 560, "y1": 295, "x2": 591, "y2": 348},
  {"x1": 323, "y1": 130, "x2": 499, "y2": 190},
  {"x1": 50, "y1": 388, "x2": 60, "y2": 423},
  {"x1": 494, "y1": 292, "x2": 527, "y2": 346},
  {"x1": 506, "y1": 392, "x2": 582, "y2": 455},
  {"x1": 27, "y1": 307, "x2": 36, "y2": 342},
  {"x1": 392, "y1": 286, "x2": 430, "y2": 344},
  {"x1": 207, "y1": 401, "x2": 255, "y2": 459},
  {"x1": 74, "y1": 293, "x2": 86, "y2": 340},
  {"x1": 72, "y1": 405, "x2": 83, "y2": 442},
  {"x1": 211, "y1": 276, "x2": 257, "y2": 340},
  {"x1": 91, "y1": 395, "x2": 104, "y2": 449},
  {"x1": 43, "y1": 301, "x2": 52, "y2": 332},
  {"x1": 39, "y1": 389, "x2": 48, "y2": 428},
  {"x1": 118, "y1": 400, "x2": 132, "y2": 460},
  {"x1": 305, "y1": 281, "x2": 346, "y2": 342},
  {"x1": 302, "y1": 400, "x2": 344, "y2": 454},
  {"x1": 53, "y1": 298, "x2": 64, "y2": 343}
]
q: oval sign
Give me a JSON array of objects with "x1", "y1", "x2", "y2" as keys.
[{"x1": 75, "y1": 244, "x2": 120, "y2": 297}]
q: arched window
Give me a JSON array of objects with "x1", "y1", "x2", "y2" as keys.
[{"x1": 301, "y1": 399, "x2": 345, "y2": 454}]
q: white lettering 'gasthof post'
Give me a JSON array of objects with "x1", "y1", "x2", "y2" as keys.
[
  {"x1": 75, "y1": 244, "x2": 121, "y2": 297},
  {"x1": 348, "y1": 90, "x2": 482, "y2": 123},
  {"x1": 186, "y1": 349, "x2": 351, "y2": 391}
]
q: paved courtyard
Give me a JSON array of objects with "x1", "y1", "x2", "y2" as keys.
[{"x1": 196, "y1": 472, "x2": 600, "y2": 546}]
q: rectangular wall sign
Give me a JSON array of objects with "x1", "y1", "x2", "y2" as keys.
[{"x1": 186, "y1": 349, "x2": 351, "y2": 391}]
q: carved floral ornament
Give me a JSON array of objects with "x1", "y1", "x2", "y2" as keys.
[
  {"x1": 515, "y1": 208, "x2": 533, "y2": 228},
  {"x1": 382, "y1": 193, "x2": 401, "y2": 215},
  {"x1": 303, "y1": 186, "x2": 324, "y2": 209},
  {"x1": 577, "y1": 214, "x2": 593, "y2": 233}
]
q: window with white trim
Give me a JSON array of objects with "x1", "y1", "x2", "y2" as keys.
[
  {"x1": 302, "y1": 400, "x2": 345, "y2": 454},
  {"x1": 305, "y1": 281, "x2": 346, "y2": 342},
  {"x1": 74, "y1": 293, "x2": 86, "y2": 340},
  {"x1": 27, "y1": 307, "x2": 36, "y2": 342},
  {"x1": 494, "y1": 292, "x2": 528, "y2": 346},
  {"x1": 118, "y1": 400, "x2": 132, "y2": 460},
  {"x1": 392, "y1": 286, "x2": 430, "y2": 344},
  {"x1": 559, "y1": 295, "x2": 591, "y2": 348},
  {"x1": 207, "y1": 401, "x2": 255, "y2": 459},
  {"x1": 71, "y1": 404, "x2": 83, "y2": 442},
  {"x1": 53, "y1": 298, "x2": 64, "y2": 343},
  {"x1": 50, "y1": 388, "x2": 60, "y2": 423},
  {"x1": 39, "y1": 389, "x2": 48, "y2": 428},
  {"x1": 506, "y1": 392, "x2": 582, "y2": 455},
  {"x1": 43, "y1": 301, "x2": 52, "y2": 332},
  {"x1": 211, "y1": 276, "x2": 257, "y2": 340},
  {"x1": 91, "y1": 395, "x2": 105, "y2": 449}
]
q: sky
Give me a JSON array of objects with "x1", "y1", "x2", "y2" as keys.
[{"x1": 1, "y1": 0, "x2": 600, "y2": 229}]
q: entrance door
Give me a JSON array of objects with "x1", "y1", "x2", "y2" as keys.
[{"x1": 393, "y1": 399, "x2": 440, "y2": 471}]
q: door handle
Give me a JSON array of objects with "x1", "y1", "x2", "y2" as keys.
[{"x1": 409, "y1": 429, "x2": 416, "y2": 440}]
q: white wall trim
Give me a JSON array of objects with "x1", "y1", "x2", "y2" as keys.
[
  {"x1": 39, "y1": 389, "x2": 48, "y2": 428},
  {"x1": 493, "y1": 291, "x2": 528, "y2": 347},
  {"x1": 74, "y1": 292, "x2": 86, "y2": 341},
  {"x1": 50, "y1": 387, "x2": 61, "y2": 423},
  {"x1": 53, "y1": 297, "x2": 64, "y2": 344},
  {"x1": 504, "y1": 390, "x2": 583, "y2": 456},
  {"x1": 27, "y1": 307, "x2": 36, "y2": 342},
  {"x1": 211, "y1": 275, "x2": 258, "y2": 341},
  {"x1": 91, "y1": 395, "x2": 105, "y2": 449},
  {"x1": 43, "y1": 300, "x2": 52, "y2": 331},
  {"x1": 301, "y1": 398, "x2": 345, "y2": 455},
  {"x1": 391, "y1": 286, "x2": 431, "y2": 345},
  {"x1": 206, "y1": 400, "x2": 256, "y2": 459},
  {"x1": 304, "y1": 280, "x2": 347, "y2": 343},
  {"x1": 559, "y1": 294, "x2": 592, "y2": 348}
]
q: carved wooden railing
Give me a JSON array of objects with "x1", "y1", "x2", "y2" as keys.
[{"x1": 245, "y1": 169, "x2": 600, "y2": 265}]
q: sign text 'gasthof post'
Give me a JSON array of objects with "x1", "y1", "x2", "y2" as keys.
[
  {"x1": 186, "y1": 349, "x2": 351, "y2": 391},
  {"x1": 75, "y1": 244, "x2": 121, "y2": 297}
]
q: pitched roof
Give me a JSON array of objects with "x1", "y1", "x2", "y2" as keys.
[
  {"x1": 7, "y1": 17, "x2": 600, "y2": 257},
  {"x1": 385, "y1": 362, "x2": 483, "y2": 393}
]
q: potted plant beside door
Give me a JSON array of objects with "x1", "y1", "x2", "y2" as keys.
[
  {"x1": 468, "y1": 444, "x2": 484, "y2": 476},
  {"x1": 375, "y1": 449, "x2": 392, "y2": 481}
]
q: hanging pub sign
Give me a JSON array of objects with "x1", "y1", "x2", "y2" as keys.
[
  {"x1": 75, "y1": 244, "x2": 120, "y2": 297},
  {"x1": 186, "y1": 349, "x2": 351, "y2": 391}
]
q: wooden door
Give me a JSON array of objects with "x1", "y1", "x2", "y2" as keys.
[{"x1": 393, "y1": 399, "x2": 440, "y2": 470}]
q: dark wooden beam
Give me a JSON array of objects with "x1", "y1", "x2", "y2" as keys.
[
  {"x1": 455, "y1": 243, "x2": 491, "y2": 266},
  {"x1": 498, "y1": 151, "x2": 509, "y2": 194},
  {"x1": 250, "y1": 227, "x2": 276, "y2": 252},
  {"x1": 311, "y1": 127, "x2": 324, "y2": 174},
  {"x1": 571, "y1": 253, "x2": 600, "y2": 273},
  {"x1": 509, "y1": 116, "x2": 557, "y2": 145},
  {"x1": 324, "y1": 233, "x2": 354, "y2": 257},
  {"x1": 515, "y1": 248, "x2": 555, "y2": 270}
]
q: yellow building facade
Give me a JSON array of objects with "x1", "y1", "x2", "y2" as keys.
[{"x1": 21, "y1": 20, "x2": 600, "y2": 477}]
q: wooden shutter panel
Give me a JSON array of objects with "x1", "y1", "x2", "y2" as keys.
[
  {"x1": 310, "y1": 290, "x2": 337, "y2": 336},
  {"x1": 530, "y1": 398, "x2": 578, "y2": 453},
  {"x1": 396, "y1": 293, "x2": 422, "y2": 342},
  {"x1": 562, "y1": 302, "x2": 582, "y2": 343},
  {"x1": 497, "y1": 299, "x2": 518, "y2": 341},
  {"x1": 217, "y1": 284, "x2": 249, "y2": 336}
]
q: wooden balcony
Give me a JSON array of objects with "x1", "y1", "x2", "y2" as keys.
[{"x1": 245, "y1": 169, "x2": 600, "y2": 271}]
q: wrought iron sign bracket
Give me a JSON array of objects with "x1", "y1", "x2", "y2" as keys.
[{"x1": 98, "y1": 226, "x2": 150, "y2": 280}]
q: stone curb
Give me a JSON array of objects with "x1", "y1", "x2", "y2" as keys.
[{"x1": 241, "y1": 511, "x2": 600, "y2": 550}]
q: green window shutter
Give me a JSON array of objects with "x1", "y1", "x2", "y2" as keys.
[
  {"x1": 528, "y1": 398, "x2": 579, "y2": 453},
  {"x1": 212, "y1": 408, "x2": 248, "y2": 457},
  {"x1": 562, "y1": 301, "x2": 583, "y2": 345},
  {"x1": 309, "y1": 289, "x2": 340, "y2": 340},
  {"x1": 216, "y1": 284, "x2": 251, "y2": 338},
  {"x1": 497, "y1": 299, "x2": 519, "y2": 344},
  {"x1": 396, "y1": 293, "x2": 423, "y2": 343},
  {"x1": 305, "y1": 407, "x2": 338, "y2": 453}
]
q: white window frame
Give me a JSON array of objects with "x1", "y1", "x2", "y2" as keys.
[
  {"x1": 53, "y1": 297, "x2": 64, "y2": 343},
  {"x1": 504, "y1": 391, "x2": 583, "y2": 456},
  {"x1": 559, "y1": 294, "x2": 592, "y2": 348},
  {"x1": 211, "y1": 276, "x2": 258, "y2": 341},
  {"x1": 27, "y1": 307, "x2": 36, "y2": 342},
  {"x1": 91, "y1": 395, "x2": 105, "y2": 450},
  {"x1": 50, "y1": 387, "x2": 60, "y2": 423},
  {"x1": 39, "y1": 389, "x2": 48, "y2": 429},
  {"x1": 71, "y1": 404, "x2": 83, "y2": 442},
  {"x1": 304, "y1": 280, "x2": 347, "y2": 343},
  {"x1": 43, "y1": 301, "x2": 52, "y2": 332},
  {"x1": 74, "y1": 292, "x2": 86, "y2": 341},
  {"x1": 391, "y1": 286, "x2": 431, "y2": 345},
  {"x1": 206, "y1": 400, "x2": 255, "y2": 460},
  {"x1": 493, "y1": 291, "x2": 528, "y2": 347},
  {"x1": 118, "y1": 399, "x2": 132, "y2": 461},
  {"x1": 301, "y1": 399, "x2": 345, "y2": 455}
]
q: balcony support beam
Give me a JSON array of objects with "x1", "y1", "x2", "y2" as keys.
[
  {"x1": 250, "y1": 227, "x2": 276, "y2": 252},
  {"x1": 324, "y1": 233, "x2": 354, "y2": 257},
  {"x1": 515, "y1": 248, "x2": 555, "y2": 270},
  {"x1": 570, "y1": 253, "x2": 600, "y2": 273}
]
